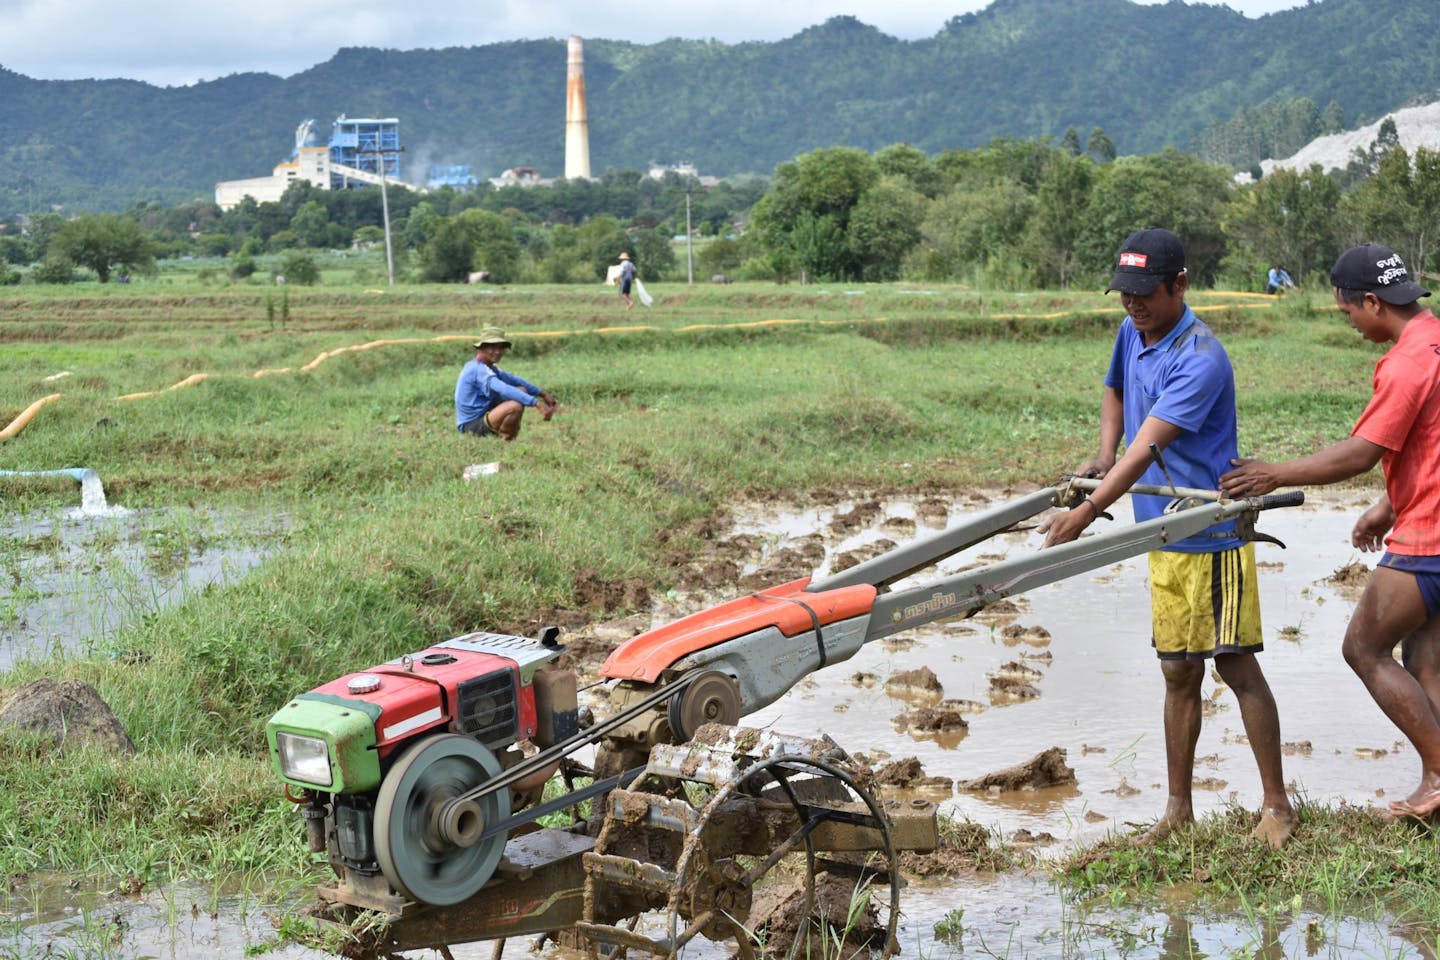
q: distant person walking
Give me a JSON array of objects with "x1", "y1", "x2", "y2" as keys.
[
  {"x1": 1266, "y1": 265, "x2": 1295, "y2": 295},
  {"x1": 616, "y1": 252, "x2": 637, "y2": 310},
  {"x1": 1222, "y1": 244, "x2": 1440, "y2": 820},
  {"x1": 454, "y1": 326, "x2": 557, "y2": 442}
]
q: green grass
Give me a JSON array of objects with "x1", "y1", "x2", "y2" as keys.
[{"x1": 0, "y1": 273, "x2": 1396, "y2": 918}]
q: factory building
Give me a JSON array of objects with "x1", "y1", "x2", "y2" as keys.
[{"x1": 215, "y1": 116, "x2": 403, "y2": 210}]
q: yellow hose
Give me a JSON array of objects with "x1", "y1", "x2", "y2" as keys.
[{"x1": 0, "y1": 393, "x2": 64, "y2": 442}]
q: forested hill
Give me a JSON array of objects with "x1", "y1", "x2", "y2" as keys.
[{"x1": 2, "y1": 0, "x2": 1439, "y2": 214}]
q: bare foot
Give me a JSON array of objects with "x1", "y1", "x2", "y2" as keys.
[
  {"x1": 1250, "y1": 809, "x2": 1298, "y2": 849},
  {"x1": 1388, "y1": 784, "x2": 1440, "y2": 820},
  {"x1": 1130, "y1": 815, "x2": 1192, "y2": 848}
]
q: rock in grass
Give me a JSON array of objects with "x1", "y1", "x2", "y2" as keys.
[{"x1": 0, "y1": 678, "x2": 135, "y2": 755}]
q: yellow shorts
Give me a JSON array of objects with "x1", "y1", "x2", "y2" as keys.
[{"x1": 1148, "y1": 545, "x2": 1262, "y2": 660}]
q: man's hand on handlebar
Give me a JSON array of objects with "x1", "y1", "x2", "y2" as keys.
[{"x1": 1219, "y1": 458, "x2": 1281, "y2": 498}]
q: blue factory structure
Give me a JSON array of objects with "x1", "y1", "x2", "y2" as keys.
[{"x1": 216, "y1": 115, "x2": 405, "y2": 209}]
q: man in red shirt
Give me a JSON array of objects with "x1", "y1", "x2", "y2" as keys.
[{"x1": 1221, "y1": 243, "x2": 1440, "y2": 818}]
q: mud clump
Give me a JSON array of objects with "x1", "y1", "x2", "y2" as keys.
[
  {"x1": 1000, "y1": 623, "x2": 1052, "y2": 647},
  {"x1": 957, "y1": 747, "x2": 1075, "y2": 793},
  {"x1": 1325, "y1": 561, "x2": 1371, "y2": 598},
  {"x1": 0, "y1": 679, "x2": 135, "y2": 755},
  {"x1": 829, "y1": 500, "x2": 883, "y2": 535},
  {"x1": 875, "y1": 756, "x2": 925, "y2": 786},
  {"x1": 885, "y1": 665, "x2": 944, "y2": 702},
  {"x1": 830, "y1": 539, "x2": 897, "y2": 575},
  {"x1": 749, "y1": 871, "x2": 887, "y2": 957},
  {"x1": 900, "y1": 819, "x2": 1019, "y2": 875},
  {"x1": 896, "y1": 700, "x2": 972, "y2": 734},
  {"x1": 873, "y1": 756, "x2": 954, "y2": 792},
  {"x1": 916, "y1": 498, "x2": 949, "y2": 527},
  {"x1": 738, "y1": 547, "x2": 819, "y2": 592},
  {"x1": 987, "y1": 676, "x2": 1041, "y2": 704}
]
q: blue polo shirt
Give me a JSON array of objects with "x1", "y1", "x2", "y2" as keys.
[{"x1": 1104, "y1": 306, "x2": 1239, "y2": 552}]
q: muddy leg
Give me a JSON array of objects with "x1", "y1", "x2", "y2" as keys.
[
  {"x1": 1137, "y1": 658, "x2": 1205, "y2": 844},
  {"x1": 1400, "y1": 617, "x2": 1440, "y2": 729},
  {"x1": 1342, "y1": 567, "x2": 1440, "y2": 816},
  {"x1": 1215, "y1": 652, "x2": 1296, "y2": 847}
]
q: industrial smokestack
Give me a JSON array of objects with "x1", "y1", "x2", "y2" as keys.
[{"x1": 564, "y1": 35, "x2": 592, "y2": 180}]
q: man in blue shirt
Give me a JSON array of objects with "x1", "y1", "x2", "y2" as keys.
[
  {"x1": 1040, "y1": 228, "x2": 1297, "y2": 848},
  {"x1": 454, "y1": 326, "x2": 557, "y2": 441},
  {"x1": 1266, "y1": 265, "x2": 1295, "y2": 295}
]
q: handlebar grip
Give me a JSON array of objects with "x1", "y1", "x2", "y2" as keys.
[{"x1": 1253, "y1": 490, "x2": 1305, "y2": 510}]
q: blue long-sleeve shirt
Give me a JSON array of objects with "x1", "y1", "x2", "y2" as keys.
[{"x1": 454, "y1": 359, "x2": 542, "y2": 428}]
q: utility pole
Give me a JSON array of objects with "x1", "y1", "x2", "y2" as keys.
[
  {"x1": 685, "y1": 189, "x2": 694, "y2": 285},
  {"x1": 358, "y1": 145, "x2": 405, "y2": 287}
]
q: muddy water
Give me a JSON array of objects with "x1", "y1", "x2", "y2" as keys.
[
  {"x1": 715, "y1": 488, "x2": 1431, "y2": 959},
  {"x1": 0, "y1": 505, "x2": 288, "y2": 671},
  {"x1": 731, "y1": 490, "x2": 1406, "y2": 843}
]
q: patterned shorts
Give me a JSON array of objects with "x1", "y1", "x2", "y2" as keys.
[{"x1": 1149, "y1": 544, "x2": 1262, "y2": 660}]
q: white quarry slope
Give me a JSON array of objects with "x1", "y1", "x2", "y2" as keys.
[{"x1": 1259, "y1": 98, "x2": 1440, "y2": 176}]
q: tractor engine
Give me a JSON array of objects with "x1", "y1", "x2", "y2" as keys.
[{"x1": 265, "y1": 628, "x2": 577, "y2": 906}]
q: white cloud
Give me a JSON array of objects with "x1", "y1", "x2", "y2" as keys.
[{"x1": 0, "y1": 0, "x2": 1306, "y2": 87}]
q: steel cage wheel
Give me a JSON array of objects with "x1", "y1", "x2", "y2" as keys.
[
  {"x1": 374, "y1": 733, "x2": 510, "y2": 906},
  {"x1": 664, "y1": 754, "x2": 901, "y2": 960}
]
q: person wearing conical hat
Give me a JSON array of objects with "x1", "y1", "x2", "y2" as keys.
[{"x1": 616, "y1": 252, "x2": 637, "y2": 310}]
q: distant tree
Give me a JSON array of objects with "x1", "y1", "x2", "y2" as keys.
[
  {"x1": 1087, "y1": 127, "x2": 1116, "y2": 164},
  {"x1": 1319, "y1": 100, "x2": 1346, "y2": 135},
  {"x1": 874, "y1": 143, "x2": 946, "y2": 198},
  {"x1": 290, "y1": 201, "x2": 331, "y2": 247},
  {"x1": 31, "y1": 254, "x2": 77, "y2": 284},
  {"x1": 0, "y1": 235, "x2": 34, "y2": 265},
  {"x1": 1343, "y1": 145, "x2": 1440, "y2": 274},
  {"x1": 1026, "y1": 153, "x2": 1095, "y2": 288},
  {"x1": 420, "y1": 218, "x2": 477, "y2": 282},
  {"x1": 629, "y1": 228, "x2": 676, "y2": 280},
  {"x1": 1223, "y1": 163, "x2": 1341, "y2": 282},
  {"x1": 279, "y1": 251, "x2": 321, "y2": 286},
  {"x1": 1080, "y1": 148, "x2": 1234, "y2": 284},
  {"x1": 50, "y1": 214, "x2": 155, "y2": 282},
  {"x1": 918, "y1": 178, "x2": 1034, "y2": 282},
  {"x1": 750, "y1": 147, "x2": 881, "y2": 281},
  {"x1": 456, "y1": 209, "x2": 522, "y2": 284},
  {"x1": 1060, "y1": 127, "x2": 1083, "y2": 157},
  {"x1": 847, "y1": 177, "x2": 926, "y2": 281}
]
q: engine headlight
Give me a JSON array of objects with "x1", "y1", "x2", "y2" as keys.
[{"x1": 276, "y1": 732, "x2": 333, "y2": 787}]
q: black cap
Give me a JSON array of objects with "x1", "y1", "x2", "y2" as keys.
[
  {"x1": 1330, "y1": 243, "x2": 1430, "y2": 304},
  {"x1": 1106, "y1": 228, "x2": 1186, "y2": 296}
]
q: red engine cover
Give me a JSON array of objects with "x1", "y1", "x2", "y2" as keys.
[{"x1": 312, "y1": 644, "x2": 538, "y2": 760}]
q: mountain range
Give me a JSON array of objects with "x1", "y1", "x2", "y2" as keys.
[{"x1": 2, "y1": 0, "x2": 1438, "y2": 215}]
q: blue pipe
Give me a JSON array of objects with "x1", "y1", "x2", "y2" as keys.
[{"x1": 0, "y1": 468, "x2": 95, "y2": 483}]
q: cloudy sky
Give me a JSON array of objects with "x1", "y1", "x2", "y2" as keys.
[{"x1": 1, "y1": 0, "x2": 1305, "y2": 87}]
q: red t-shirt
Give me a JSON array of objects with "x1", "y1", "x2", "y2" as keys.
[{"x1": 1352, "y1": 309, "x2": 1440, "y2": 554}]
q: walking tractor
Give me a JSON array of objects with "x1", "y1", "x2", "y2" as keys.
[{"x1": 266, "y1": 480, "x2": 1302, "y2": 959}]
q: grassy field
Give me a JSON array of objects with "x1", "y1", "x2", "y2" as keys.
[{"x1": 4, "y1": 266, "x2": 1426, "y2": 936}]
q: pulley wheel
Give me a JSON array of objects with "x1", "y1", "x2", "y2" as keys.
[
  {"x1": 668, "y1": 670, "x2": 742, "y2": 742},
  {"x1": 374, "y1": 733, "x2": 510, "y2": 905}
]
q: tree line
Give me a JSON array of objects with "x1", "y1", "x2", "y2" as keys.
[{"x1": 3, "y1": 128, "x2": 1436, "y2": 293}]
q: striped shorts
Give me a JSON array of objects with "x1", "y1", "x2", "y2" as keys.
[{"x1": 1148, "y1": 544, "x2": 1262, "y2": 660}]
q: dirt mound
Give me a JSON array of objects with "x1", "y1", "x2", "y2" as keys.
[
  {"x1": 999, "y1": 623, "x2": 1052, "y2": 647},
  {"x1": 831, "y1": 539, "x2": 897, "y2": 574},
  {"x1": 829, "y1": 500, "x2": 883, "y2": 535},
  {"x1": 895, "y1": 700, "x2": 971, "y2": 735},
  {"x1": 1324, "y1": 562, "x2": 1370, "y2": 597},
  {"x1": 885, "y1": 666, "x2": 943, "y2": 702},
  {"x1": 958, "y1": 747, "x2": 1074, "y2": 793},
  {"x1": 738, "y1": 546, "x2": 818, "y2": 591},
  {"x1": 0, "y1": 678, "x2": 135, "y2": 755}
]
